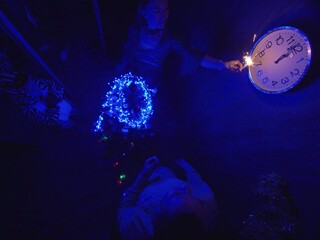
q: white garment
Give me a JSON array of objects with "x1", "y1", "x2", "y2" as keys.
[{"x1": 118, "y1": 164, "x2": 218, "y2": 240}]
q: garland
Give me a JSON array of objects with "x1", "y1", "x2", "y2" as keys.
[{"x1": 94, "y1": 72, "x2": 154, "y2": 134}]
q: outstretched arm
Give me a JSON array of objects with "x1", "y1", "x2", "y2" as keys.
[{"x1": 201, "y1": 54, "x2": 244, "y2": 73}]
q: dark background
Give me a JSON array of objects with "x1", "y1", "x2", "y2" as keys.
[{"x1": 1, "y1": 0, "x2": 320, "y2": 239}]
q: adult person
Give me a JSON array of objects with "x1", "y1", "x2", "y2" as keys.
[
  {"x1": 116, "y1": 0, "x2": 243, "y2": 90},
  {"x1": 115, "y1": 0, "x2": 244, "y2": 158},
  {"x1": 117, "y1": 156, "x2": 218, "y2": 240}
]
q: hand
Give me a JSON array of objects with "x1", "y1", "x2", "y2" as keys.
[
  {"x1": 175, "y1": 158, "x2": 189, "y2": 167},
  {"x1": 141, "y1": 156, "x2": 159, "y2": 176},
  {"x1": 175, "y1": 158, "x2": 194, "y2": 171},
  {"x1": 224, "y1": 60, "x2": 243, "y2": 73},
  {"x1": 175, "y1": 159, "x2": 201, "y2": 179},
  {"x1": 274, "y1": 52, "x2": 290, "y2": 64},
  {"x1": 274, "y1": 47, "x2": 294, "y2": 64}
]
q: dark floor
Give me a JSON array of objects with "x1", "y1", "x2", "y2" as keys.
[
  {"x1": 2, "y1": 1, "x2": 320, "y2": 239},
  {"x1": 0, "y1": 41, "x2": 243, "y2": 239},
  {"x1": 2, "y1": 48, "x2": 319, "y2": 240}
]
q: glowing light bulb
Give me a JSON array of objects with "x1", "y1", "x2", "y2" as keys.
[{"x1": 113, "y1": 162, "x2": 119, "y2": 167}]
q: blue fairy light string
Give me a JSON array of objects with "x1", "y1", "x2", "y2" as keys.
[{"x1": 94, "y1": 72, "x2": 154, "y2": 133}]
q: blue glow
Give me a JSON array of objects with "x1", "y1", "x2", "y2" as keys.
[{"x1": 94, "y1": 72, "x2": 154, "y2": 132}]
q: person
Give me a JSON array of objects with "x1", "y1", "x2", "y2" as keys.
[
  {"x1": 116, "y1": 0, "x2": 244, "y2": 90},
  {"x1": 114, "y1": 0, "x2": 244, "y2": 161},
  {"x1": 0, "y1": 50, "x2": 74, "y2": 128},
  {"x1": 117, "y1": 156, "x2": 218, "y2": 240}
]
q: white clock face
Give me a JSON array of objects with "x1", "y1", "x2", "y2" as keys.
[{"x1": 248, "y1": 26, "x2": 312, "y2": 93}]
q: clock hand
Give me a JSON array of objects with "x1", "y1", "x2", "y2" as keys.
[
  {"x1": 274, "y1": 44, "x2": 300, "y2": 64},
  {"x1": 274, "y1": 48, "x2": 292, "y2": 64}
]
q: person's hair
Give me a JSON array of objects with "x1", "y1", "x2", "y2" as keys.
[
  {"x1": 138, "y1": 0, "x2": 169, "y2": 10},
  {"x1": 137, "y1": 0, "x2": 152, "y2": 24},
  {"x1": 135, "y1": 0, "x2": 170, "y2": 33},
  {"x1": 153, "y1": 212, "x2": 206, "y2": 240},
  {"x1": 139, "y1": 0, "x2": 150, "y2": 9}
]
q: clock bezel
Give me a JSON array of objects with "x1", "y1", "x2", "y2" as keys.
[{"x1": 248, "y1": 26, "x2": 312, "y2": 94}]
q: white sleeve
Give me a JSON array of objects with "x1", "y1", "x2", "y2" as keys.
[{"x1": 175, "y1": 159, "x2": 218, "y2": 228}]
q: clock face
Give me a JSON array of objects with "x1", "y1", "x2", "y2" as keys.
[{"x1": 248, "y1": 26, "x2": 312, "y2": 93}]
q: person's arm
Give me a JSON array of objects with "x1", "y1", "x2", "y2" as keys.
[
  {"x1": 120, "y1": 156, "x2": 159, "y2": 208},
  {"x1": 174, "y1": 159, "x2": 214, "y2": 200},
  {"x1": 116, "y1": 24, "x2": 139, "y2": 75},
  {"x1": 175, "y1": 159, "x2": 218, "y2": 230},
  {"x1": 201, "y1": 54, "x2": 244, "y2": 73},
  {"x1": 118, "y1": 156, "x2": 159, "y2": 240},
  {"x1": 170, "y1": 37, "x2": 243, "y2": 73}
]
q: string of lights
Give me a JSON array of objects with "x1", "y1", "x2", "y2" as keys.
[
  {"x1": 94, "y1": 72, "x2": 156, "y2": 186},
  {"x1": 94, "y1": 72, "x2": 154, "y2": 133}
]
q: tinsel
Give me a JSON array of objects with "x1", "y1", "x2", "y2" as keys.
[{"x1": 241, "y1": 173, "x2": 298, "y2": 240}]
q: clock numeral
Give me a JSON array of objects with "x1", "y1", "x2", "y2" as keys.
[
  {"x1": 254, "y1": 60, "x2": 262, "y2": 66},
  {"x1": 281, "y1": 77, "x2": 289, "y2": 84},
  {"x1": 257, "y1": 70, "x2": 263, "y2": 77},
  {"x1": 290, "y1": 69, "x2": 300, "y2": 77},
  {"x1": 286, "y1": 36, "x2": 295, "y2": 45},
  {"x1": 291, "y1": 43, "x2": 303, "y2": 55},
  {"x1": 266, "y1": 41, "x2": 273, "y2": 49},
  {"x1": 272, "y1": 81, "x2": 278, "y2": 86},
  {"x1": 276, "y1": 35, "x2": 284, "y2": 45},
  {"x1": 262, "y1": 77, "x2": 269, "y2": 84},
  {"x1": 258, "y1": 49, "x2": 266, "y2": 58}
]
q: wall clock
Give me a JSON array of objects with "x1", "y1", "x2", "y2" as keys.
[{"x1": 248, "y1": 26, "x2": 312, "y2": 94}]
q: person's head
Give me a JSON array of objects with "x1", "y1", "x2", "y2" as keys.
[
  {"x1": 153, "y1": 184, "x2": 206, "y2": 240},
  {"x1": 139, "y1": 0, "x2": 169, "y2": 30}
]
